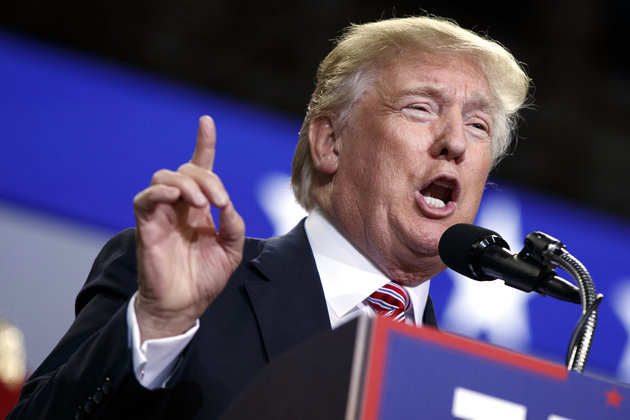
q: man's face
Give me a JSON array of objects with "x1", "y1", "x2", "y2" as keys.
[{"x1": 325, "y1": 53, "x2": 494, "y2": 284}]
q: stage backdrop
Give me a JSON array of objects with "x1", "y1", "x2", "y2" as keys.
[{"x1": 1, "y1": 29, "x2": 629, "y2": 387}]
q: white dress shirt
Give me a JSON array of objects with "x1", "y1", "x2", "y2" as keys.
[
  {"x1": 305, "y1": 207, "x2": 430, "y2": 329},
  {"x1": 128, "y1": 208, "x2": 431, "y2": 388}
]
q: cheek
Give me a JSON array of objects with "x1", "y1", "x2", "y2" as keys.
[
  {"x1": 471, "y1": 142, "x2": 492, "y2": 173},
  {"x1": 465, "y1": 146, "x2": 492, "y2": 200},
  {"x1": 343, "y1": 129, "x2": 398, "y2": 180}
]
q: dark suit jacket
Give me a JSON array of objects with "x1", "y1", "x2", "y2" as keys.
[{"x1": 9, "y1": 220, "x2": 436, "y2": 419}]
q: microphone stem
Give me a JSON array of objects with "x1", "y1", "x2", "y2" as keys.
[{"x1": 545, "y1": 246, "x2": 599, "y2": 372}]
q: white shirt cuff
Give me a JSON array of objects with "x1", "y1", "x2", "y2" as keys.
[{"x1": 127, "y1": 292, "x2": 199, "y2": 389}]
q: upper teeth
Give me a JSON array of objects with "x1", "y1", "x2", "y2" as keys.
[{"x1": 423, "y1": 195, "x2": 446, "y2": 208}]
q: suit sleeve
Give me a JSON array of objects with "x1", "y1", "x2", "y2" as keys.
[{"x1": 7, "y1": 228, "x2": 177, "y2": 420}]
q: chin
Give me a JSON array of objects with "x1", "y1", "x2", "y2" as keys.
[
  {"x1": 403, "y1": 230, "x2": 441, "y2": 259},
  {"x1": 416, "y1": 221, "x2": 450, "y2": 249},
  {"x1": 389, "y1": 254, "x2": 446, "y2": 286}
]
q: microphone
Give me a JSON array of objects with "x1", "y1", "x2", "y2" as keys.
[{"x1": 438, "y1": 223, "x2": 581, "y2": 304}]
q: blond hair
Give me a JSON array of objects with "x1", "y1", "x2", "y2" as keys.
[{"x1": 291, "y1": 16, "x2": 530, "y2": 210}]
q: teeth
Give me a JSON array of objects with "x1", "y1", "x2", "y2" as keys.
[{"x1": 423, "y1": 195, "x2": 446, "y2": 208}]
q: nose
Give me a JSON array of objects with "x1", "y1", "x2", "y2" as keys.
[{"x1": 429, "y1": 111, "x2": 467, "y2": 163}]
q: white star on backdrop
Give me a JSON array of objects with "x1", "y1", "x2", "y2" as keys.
[{"x1": 257, "y1": 173, "x2": 307, "y2": 235}]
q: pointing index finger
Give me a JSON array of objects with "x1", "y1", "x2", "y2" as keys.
[{"x1": 191, "y1": 115, "x2": 216, "y2": 171}]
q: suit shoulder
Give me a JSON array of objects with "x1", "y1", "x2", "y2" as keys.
[
  {"x1": 241, "y1": 236, "x2": 266, "y2": 261},
  {"x1": 75, "y1": 228, "x2": 138, "y2": 314}
]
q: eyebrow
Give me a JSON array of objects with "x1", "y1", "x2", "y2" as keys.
[
  {"x1": 394, "y1": 85, "x2": 497, "y2": 115},
  {"x1": 395, "y1": 85, "x2": 446, "y2": 102},
  {"x1": 463, "y1": 91, "x2": 497, "y2": 115}
]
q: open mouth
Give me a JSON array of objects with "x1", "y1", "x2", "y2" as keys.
[{"x1": 419, "y1": 178, "x2": 457, "y2": 209}]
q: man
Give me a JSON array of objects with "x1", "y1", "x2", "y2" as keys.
[{"x1": 9, "y1": 15, "x2": 529, "y2": 419}]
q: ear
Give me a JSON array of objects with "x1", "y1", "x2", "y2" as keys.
[{"x1": 308, "y1": 114, "x2": 340, "y2": 175}]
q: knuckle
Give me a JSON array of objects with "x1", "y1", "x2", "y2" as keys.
[
  {"x1": 204, "y1": 171, "x2": 220, "y2": 187},
  {"x1": 151, "y1": 169, "x2": 173, "y2": 184},
  {"x1": 132, "y1": 188, "x2": 150, "y2": 207},
  {"x1": 177, "y1": 162, "x2": 194, "y2": 172}
]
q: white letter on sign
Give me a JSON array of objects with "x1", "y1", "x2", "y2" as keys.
[{"x1": 452, "y1": 387, "x2": 527, "y2": 420}]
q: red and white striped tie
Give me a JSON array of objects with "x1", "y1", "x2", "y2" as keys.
[{"x1": 366, "y1": 282, "x2": 410, "y2": 322}]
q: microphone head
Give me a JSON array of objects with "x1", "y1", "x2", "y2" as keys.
[{"x1": 438, "y1": 223, "x2": 507, "y2": 280}]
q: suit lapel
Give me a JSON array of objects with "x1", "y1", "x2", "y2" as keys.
[
  {"x1": 245, "y1": 220, "x2": 331, "y2": 360},
  {"x1": 243, "y1": 219, "x2": 438, "y2": 359}
]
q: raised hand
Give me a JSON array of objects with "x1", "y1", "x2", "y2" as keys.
[{"x1": 132, "y1": 116, "x2": 245, "y2": 342}]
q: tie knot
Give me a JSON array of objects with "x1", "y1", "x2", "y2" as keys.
[{"x1": 367, "y1": 282, "x2": 410, "y2": 322}]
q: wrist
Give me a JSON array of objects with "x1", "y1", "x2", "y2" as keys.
[{"x1": 134, "y1": 297, "x2": 199, "y2": 342}]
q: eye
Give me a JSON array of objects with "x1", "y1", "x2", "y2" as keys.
[
  {"x1": 471, "y1": 122, "x2": 487, "y2": 131},
  {"x1": 410, "y1": 104, "x2": 430, "y2": 112},
  {"x1": 467, "y1": 116, "x2": 491, "y2": 136},
  {"x1": 401, "y1": 102, "x2": 437, "y2": 121}
]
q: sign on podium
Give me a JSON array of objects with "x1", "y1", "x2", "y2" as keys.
[{"x1": 223, "y1": 316, "x2": 629, "y2": 419}]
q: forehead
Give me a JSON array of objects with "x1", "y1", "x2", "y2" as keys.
[{"x1": 373, "y1": 52, "x2": 495, "y2": 109}]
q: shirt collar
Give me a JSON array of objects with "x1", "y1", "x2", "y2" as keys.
[{"x1": 304, "y1": 207, "x2": 430, "y2": 323}]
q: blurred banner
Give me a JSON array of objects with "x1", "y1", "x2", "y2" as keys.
[{"x1": 1, "y1": 29, "x2": 629, "y2": 391}]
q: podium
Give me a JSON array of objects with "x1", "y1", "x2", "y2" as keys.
[{"x1": 222, "y1": 316, "x2": 629, "y2": 419}]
